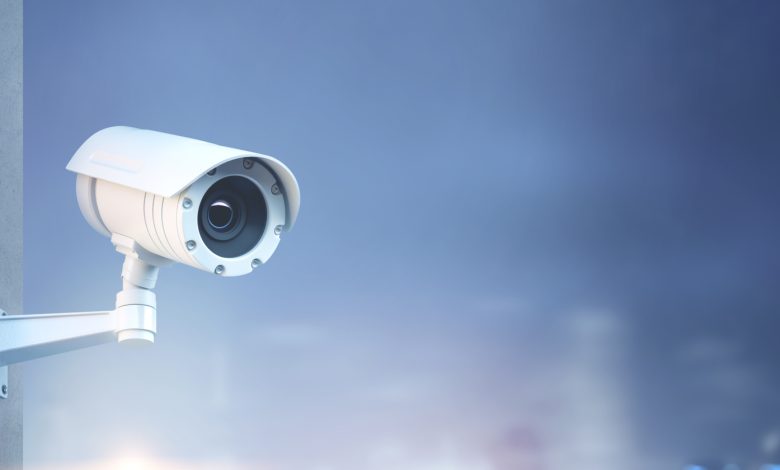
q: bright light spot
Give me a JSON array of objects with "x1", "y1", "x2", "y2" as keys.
[
  {"x1": 115, "y1": 457, "x2": 153, "y2": 470},
  {"x1": 27, "y1": 454, "x2": 259, "y2": 470}
]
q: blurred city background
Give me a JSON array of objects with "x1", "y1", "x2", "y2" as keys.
[{"x1": 22, "y1": 1, "x2": 780, "y2": 469}]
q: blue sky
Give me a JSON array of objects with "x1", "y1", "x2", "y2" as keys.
[{"x1": 22, "y1": 1, "x2": 780, "y2": 469}]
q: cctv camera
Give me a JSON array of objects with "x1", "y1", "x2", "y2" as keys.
[
  {"x1": 0, "y1": 126, "x2": 301, "y2": 376},
  {"x1": 67, "y1": 126, "x2": 300, "y2": 277}
]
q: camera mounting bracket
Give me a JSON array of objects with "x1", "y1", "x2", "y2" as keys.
[{"x1": 0, "y1": 239, "x2": 162, "y2": 399}]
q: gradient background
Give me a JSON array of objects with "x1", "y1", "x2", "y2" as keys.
[{"x1": 22, "y1": 1, "x2": 780, "y2": 469}]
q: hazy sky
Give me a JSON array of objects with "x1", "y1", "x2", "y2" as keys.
[{"x1": 22, "y1": 1, "x2": 780, "y2": 469}]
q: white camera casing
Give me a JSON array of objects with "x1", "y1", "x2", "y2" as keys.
[{"x1": 67, "y1": 126, "x2": 300, "y2": 276}]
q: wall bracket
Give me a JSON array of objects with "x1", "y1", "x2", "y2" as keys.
[{"x1": 0, "y1": 254, "x2": 159, "y2": 399}]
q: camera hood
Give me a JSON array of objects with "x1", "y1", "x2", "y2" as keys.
[{"x1": 66, "y1": 126, "x2": 300, "y2": 230}]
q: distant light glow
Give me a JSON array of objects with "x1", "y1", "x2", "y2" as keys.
[
  {"x1": 29, "y1": 455, "x2": 250, "y2": 470},
  {"x1": 115, "y1": 457, "x2": 152, "y2": 470}
]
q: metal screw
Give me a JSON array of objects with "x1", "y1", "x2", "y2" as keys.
[
  {"x1": 271, "y1": 184, "x2": 280, "y2": 195},
  {"x1": 186, "y1": 240, "x2": 197, "y2": 251},
  {"x1": 207, "y1": 169, "x2": 216, "y2": 176},
  {"x1": 251, "y1": 259, "x2": 261, "y2": 269},
  {"x1": 274, "y1": 225, "x2": 282, "y2": 236},
  {"x1": 243, "y1": 158, "x2": 254, "y2": 169},
  {"x1": 214, "y1": 265, "x2": 225, "y2": 275},
  {"x1": 182, "y1": 198, "x2": 193, "y2": 209},
  {"x1": 2, "y1": 385, "x2": 7, "y2": 395}
]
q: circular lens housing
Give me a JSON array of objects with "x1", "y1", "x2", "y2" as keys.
[{"x1": 198, "y1": 176, "x2": 267, "y2": 258}]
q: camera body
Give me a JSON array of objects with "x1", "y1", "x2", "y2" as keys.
[
  {"x1": 67, "y1": 126, "x2": 300, "y2": 276},
  {"x1": 0, "y1": 126, "x2": 301, "y2": 376}
]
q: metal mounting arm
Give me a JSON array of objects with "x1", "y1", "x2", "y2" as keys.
[
  {"x1": 0, "y1": 310, "x2": 117, "y2": 367},
  {"x1": 0, "y1": 238, "x2": 161, "y2": 399}
]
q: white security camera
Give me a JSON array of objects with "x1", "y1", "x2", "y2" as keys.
[
  {"x1": 0, "y1": 127, "x2": 300, "y2": 398},
  {"x1": 68, "y1": 126, "x2": 300, "y2": 277}
]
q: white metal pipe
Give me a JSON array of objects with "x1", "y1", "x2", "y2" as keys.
[{"x1": 0, "y1": 311, "x2": 115, "y2": 366}]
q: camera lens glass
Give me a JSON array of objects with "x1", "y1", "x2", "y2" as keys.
[
  {"x1": 198, "y1": 176, "x2": 268, "y2": 258},
  {"x1": 208, "y1": 200, "x2": 235, "y2": 230}
]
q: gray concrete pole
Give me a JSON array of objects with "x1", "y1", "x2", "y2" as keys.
[{"x1": 0, "y1": 0, "x2": 24, "y2": 468}]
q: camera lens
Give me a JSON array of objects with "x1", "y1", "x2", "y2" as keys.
[
  {"x1": 208, "y1": 200, "x2": 234, "y2": 230},
  {"x1": 198, "y1": 176, "x2": 268, "y2": 258}
]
